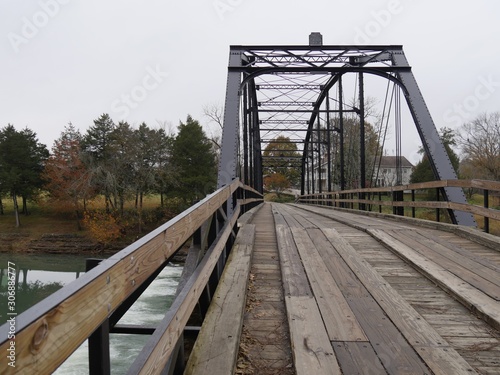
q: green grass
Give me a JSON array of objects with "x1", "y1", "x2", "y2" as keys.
[
  {"x1": 358, "y1": 193, "x2": 500, "y2": 236},
  {"x1": 0, "y1": 194, "x2": 183, "y2": 251}
]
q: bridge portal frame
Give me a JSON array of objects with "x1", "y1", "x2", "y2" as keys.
[{"x1": 217, "y1": 45, "x2": 476, "y2": 227}]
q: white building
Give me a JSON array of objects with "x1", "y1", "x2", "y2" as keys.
[
  {"x1": 374, "y1": 156, "x2": 414, "y2": 187},
  {"x1": 307, "y1": 155, "x2": 414, "y2": 192}
]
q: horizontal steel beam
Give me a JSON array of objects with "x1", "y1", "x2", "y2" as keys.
[
  {"x1": 256, "y1": 84, "x2": 323, "y2": 90},
  {"x1": 258, "y1": 101, "x2": 315, "y2": 107}
]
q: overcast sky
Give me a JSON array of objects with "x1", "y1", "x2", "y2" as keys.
[{"x1": 1, "y1": 0, "x2": 499, "y2": 164}]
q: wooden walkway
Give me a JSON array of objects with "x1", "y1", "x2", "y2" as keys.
[{"x1": 187, "y1": 203, "x2": 500, "y2": 375}]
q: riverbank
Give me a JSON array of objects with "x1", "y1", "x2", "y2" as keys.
[{"x1": 0, "y1": 232, "x2": 188, "y2": 264}]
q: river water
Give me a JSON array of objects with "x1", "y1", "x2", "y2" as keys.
[{"x1": 0, "y1": 253, "x2": 183, "y2": 374}]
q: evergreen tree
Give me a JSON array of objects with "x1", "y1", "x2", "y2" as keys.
[
  {"x1": 110, "y1": 121, "x2": 137, "y2": 214},
  {"x1": 170, "y1": 115, "x2": 216, "y2": 202},
  {"x1": 81, "y1": 114, "x2": 117, "y2": 212},
  {"x1": 410, "y1": 127, "x2": 460, "y2": 183},
  {"x1": 0, "y1": 125, "x2": 49, "y2": 226}
]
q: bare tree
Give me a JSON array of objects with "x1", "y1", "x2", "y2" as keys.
[
  {"x1": 458, "y1": 112, "x2": 500, "y2": 181},
  {"x1": 203, "y1": 103, "x2": 224, "y2": 130},
  {"x1": 203, "y1": 103, "x2": 224, "y2": 151}
]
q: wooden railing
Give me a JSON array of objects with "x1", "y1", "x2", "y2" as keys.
[
  {"x1": 0, "y1": 179, "x2": 263, "y2": 374},
  {"x1": 298, "y1": 180, "x2": 500, "y2": 233}
]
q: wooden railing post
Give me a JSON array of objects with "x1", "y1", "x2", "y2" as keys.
[
  {"x1": 393, "y1": 190, "x2": 404, "y2": 216},
  {"x1": 411, "y1": 189, "x2": 416, "y2": 218},
  {"x1": 436, "y1": 188, "x2": 441, "y2": 222},
  {"x1": 484, "y1": 189, "x2": 490, "y2": 233}
]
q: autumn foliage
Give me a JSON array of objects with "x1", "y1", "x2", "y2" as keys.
[
  {"x1": 264, "y1": 173, "x2": 290, "y2": 197},
  {"x1": 82, "y1": 210, "x2": 122, "y2": 246}
]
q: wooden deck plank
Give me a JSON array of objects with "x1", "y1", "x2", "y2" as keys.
[
  {"x1": 282, "y1": 208, "x2": 439, "y2": 374},
  {"x1": 369, "y1": 228, "x2": 500, "y2": 331},
  {"x1": 273, "y1": 206, "x2": 342, "y2": 375},
  {"x1": 415, "y1": 230, "x2": 500, "y2": 273},
  {"x1": 276, "y1": 205, "x2": 368, "y2": 342},
  {"x1": 289, "y1": 227, "x2": 368, "y2": 342},
  {"x1": 389, "y1": 229, "x2": 500, "y2": 299},
  {"x1": 185, "y1": 224, "x2": 255, "y2": 375},
  {"x1": 285, "y1": 295, "x2": 342, "y2": 375},
  {"x1": 346, "y1": 297, "x2": 431, "y2": 375},
  {"x1": 316, "y1": 226, "x2": 478, "y2": 375},
  {"x1": 273, "y1": 210, "x2": 312, "y2": 298},
  {"x1": 289, "y1": 205, "x2": 500, "y2": 374},
  {"x1": 332, "y1": 342, "x2": 386, "y2": 375}
]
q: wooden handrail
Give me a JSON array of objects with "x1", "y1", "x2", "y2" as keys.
[
  {"x1": 0, "y1": 179, "x2": 263, "y2": 374},
  {"x1": 300, "y1": 179, "x2": 500, "y2": 197},
  {"x1": 298, "y1": 179, "x2": 499, "y2": 232}
]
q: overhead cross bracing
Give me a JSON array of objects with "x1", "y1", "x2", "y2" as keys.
[{"x1": 217, "y1": 44, "x2": 477, "y2": 227}]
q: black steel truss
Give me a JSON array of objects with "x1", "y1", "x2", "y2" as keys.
[{"x1": 217, "y1": 44, "x2": 476, "y2": 227}]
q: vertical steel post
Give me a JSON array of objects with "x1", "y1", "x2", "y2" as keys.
[
  {"x1": 311, "y1": 143, "x2": 315, "y2": 194},
  {"x1": 243, "y1": 86, "x2": 249, "y2": 185},
  {"x1": 484, "y1": 189, "x2": 490, "y2": 233},
  {"x1": 317, "y1": 114, "x2": 322, "y2": 193},
  {"x1": 412, "y1": 190, "x2": 416, "y2": 218},
  {"x1": 339, "y1": 75, "x2": 345, "y2": 194},
  {"x1": 326, "y1": 90, "x2": 332, "y2": 193},
  {"x1": 86, "y1": 258, "x2": 110, "y2": 375},
  {"x1": 359, "y1": 72, "x2": 366, "y2": 210}
]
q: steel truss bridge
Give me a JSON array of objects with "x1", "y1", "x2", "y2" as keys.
[
  {"x1": 216, "y1": 44, "x2": 476, "y2": 227},
  {"x1": 4, "y1": 44, "x2": 500, "y2": 375}
]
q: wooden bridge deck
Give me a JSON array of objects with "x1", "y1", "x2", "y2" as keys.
[{"x1": 186, "y1": 202, "x2": 500, "y2": 375}]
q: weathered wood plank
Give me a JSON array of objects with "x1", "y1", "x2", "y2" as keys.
[
  {"x1": 289, "y1": 227, "x2": 368, "y2": 342},
  {"x1": 387, "y1": 230, "x2": 500, "y2": 299},
  {"x1": 333, "y1": 342, "x2": 386, "y2": 375},
  {"x1": 318, "y1": 226, "x2": 477, "y2": 374},
  {"x1": 273, "y1": 205, "x2": 342, "y2": 374},
  {"x1": 273, "y1": 222, "x2": 311, "y2": 297},
  {"x1": 285, "y1": 295, "x2": 342, "y2": 375},
  {"x1": 368, "y1": 228, "x2": 500, "y2": 331},
  {"x1": 184, "y1": 224, "x2": 255, "y2": 375},
  {"x1": 412, "y1": 230, "x2": 500, "y2": 274},
  {"x1": 346, "y1": 297, "x2": 431, "y2": 375}
]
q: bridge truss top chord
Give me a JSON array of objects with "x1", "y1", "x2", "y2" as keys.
[{"x1": 217, "y1": 43, "x2": 476, "y2": 227}]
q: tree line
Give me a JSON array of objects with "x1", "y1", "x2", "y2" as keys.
[
  {"x1": 411, "y1": 112, "x2": 500, "y2": 185},
  {"x1": 261, "y1": 111, "x2": 500, "y2": 194},
  {"x1": 0, "y1": 114, "x2": 217, "y2": 234}
]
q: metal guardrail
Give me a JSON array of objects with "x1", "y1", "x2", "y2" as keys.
[
  {"x1": 0, "y1": 179, "x2": 263, "y2": 374},
  {"x1": 298, "y1": 180, "x2": 500, "y2": 233}
]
